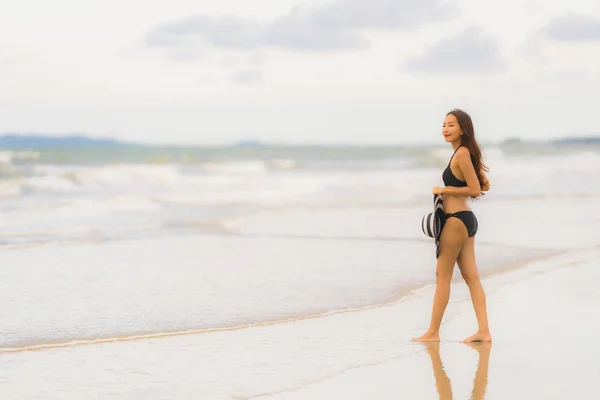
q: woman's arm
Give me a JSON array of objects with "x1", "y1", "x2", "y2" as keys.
[{"x1": 480, "y1": 170, "x2": 490, "y2": 192}]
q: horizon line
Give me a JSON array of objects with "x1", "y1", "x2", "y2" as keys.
[{"x1": 1, "y1": 132, "x2": 599, "y2": 148}]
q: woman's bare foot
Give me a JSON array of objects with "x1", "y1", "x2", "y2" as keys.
[
  {"x1": 461, "y1": 331, "x2": 492, "y2": 343},
  {"x1": 463, "y1": 341, "x2": 492, "y2": 351},
  {"x1": 412, "y1": 332, "x2": 440, "y2": 342}
]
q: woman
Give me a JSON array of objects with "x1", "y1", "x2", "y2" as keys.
[{"x1": 413, "y1": 109, "x2": 492, "y2": 343}]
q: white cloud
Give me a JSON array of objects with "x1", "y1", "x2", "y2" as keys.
[
  {"x1": 544, "y1": 14, "x2": 600, "y2": 41},
  {"x1": 405, "y1": 26, "x2": 506, "y2": 74},
  {"x1": 145, "y1": 0, "x2": 458, "y2": 56}
]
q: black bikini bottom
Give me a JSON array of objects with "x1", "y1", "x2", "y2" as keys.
[{"x1": 444, "y1": 211, "x2": 478, "y2": 237}]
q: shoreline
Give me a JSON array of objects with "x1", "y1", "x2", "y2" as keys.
[
  {"x1": 1, "y1": 244, "x2": 597, "y2": 399},
  {"x1": 0, "y1": 242, "x2": 564, "y2": 354},
  {"x1": 248, "y1": 246, "x2": 600, "y2": 400}
]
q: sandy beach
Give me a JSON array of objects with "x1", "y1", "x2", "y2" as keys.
[{"x1": 252, "y1": 247, "x2": 600, "y2": 400}]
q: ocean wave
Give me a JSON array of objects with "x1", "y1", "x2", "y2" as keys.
[
  {"x1": 2, "y1": 148, "x2": 599, "y2": 203},
  {"x1": 0, "y1": 150, "x2": 40, "y2": 164},
  {"x1": 1, "y1": 146, "x2": 599, "y2": 248},
  {"x1": 200, "y1": 160, "x2": 269, "y2": 174}
]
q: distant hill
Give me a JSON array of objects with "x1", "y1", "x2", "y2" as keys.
[
  {"x1": 552, "y1": 136, "x2": 600, "y2": 145},
  {"x1": 234, "y1": 139, "x2": 265, "y2": 147},
  {"x1": 0, "y1": 134, "x2": 139, "y2": 149},
  {"x1": 499, "y1": 135, "x2": 600, "y2": 146}
]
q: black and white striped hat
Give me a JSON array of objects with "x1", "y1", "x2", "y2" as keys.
[{"x1": 421, "y1": 194, "x2": 444, "y2": 239}]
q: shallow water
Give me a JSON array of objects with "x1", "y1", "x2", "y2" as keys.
[
  {"x1": 1, "y1": 245, "x2": 598, "y2": 400},
  {"x1": 0, "y1": 227, "x2": 545, "y2": 349}
]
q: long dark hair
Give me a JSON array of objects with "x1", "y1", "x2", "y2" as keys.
[{"x1": 447, "y1": 109, "x2": 488, "y2": 189}]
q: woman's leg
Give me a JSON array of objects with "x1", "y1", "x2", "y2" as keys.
[
  {"x1": 464, "y1": 342, "x2": 492, "y2": 400},
  {"x1": 424, "y1": 342, "x2": 453, "y2": 400},
  {"x1": 457, "y1": 236, "x2": 492, "y2": 342},
  {"x1": 413, "y1": 218, "x2": 467, "y2": 341}
]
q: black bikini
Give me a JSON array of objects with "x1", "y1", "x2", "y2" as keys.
[{"x1": 441, "y1": 146, "x2": 478, "y2": 237}]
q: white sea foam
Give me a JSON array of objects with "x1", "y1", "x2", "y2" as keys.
[
  {"x1": 0, "y1": 150, "x2": 40, "y2": 164},
  {"x1": 1, "y1": 147, "x2": 599, "y2": 245},
  {"x1": 202, "y1": 160, "x2": 269, "y2": 174}
]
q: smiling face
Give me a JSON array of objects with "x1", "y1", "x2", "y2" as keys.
[{"x1": 442, "y1": 113, "x2": 463, "y2": 143}]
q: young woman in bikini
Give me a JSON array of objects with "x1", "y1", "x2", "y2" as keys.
[{"x1": 413, "y1": 109, "x2": 492, "y2": 343}]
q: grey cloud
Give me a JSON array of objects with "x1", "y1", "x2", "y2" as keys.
[
  {"x1": 145, "y1": 0, "x2": 458, "y2": 57},
  {"x1": 146, "y1": 16, "x2": 264, "y2": 49},
  {"x1": 231, "y1": 69, "x2": 264, "y2": 84},
  {"x1": 544, "y1": 14, "x2": 600, "y2": 41},
  {"x1": 405, "y1": 26, "x2": 505, "y2": 74},
  {"x1": 309, "y1": 0, "x2": 458, "y2": 30},
  {"x1": 263, "y1": 13, "x2": 368, "y2": 51}
]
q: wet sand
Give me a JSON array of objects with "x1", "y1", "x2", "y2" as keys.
[
  {"x1": 255, "y1": 248, "x2": 600, "y2": 400},
  {"x1": 1, "y1": 248, "x2": 597, "y2": 399}
]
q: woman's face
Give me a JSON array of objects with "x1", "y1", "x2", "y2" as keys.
[{"x1": 442, "y1": 114, "x2": 462, "y2": 143}]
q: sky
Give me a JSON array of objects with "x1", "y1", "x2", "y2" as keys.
[{"x1": 0, "y1": 0, "x2": 599, "y2": 145}]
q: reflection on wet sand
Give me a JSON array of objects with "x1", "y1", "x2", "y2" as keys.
[{"x1": 423, "y1": 342, "x2": 491, "y2": 400}]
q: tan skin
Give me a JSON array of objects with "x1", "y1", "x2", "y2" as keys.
[
  {"x1": 413, "y1": 113, "x2": 492, "y2": 343},
  {"x1": 422, "y1": 341, "x2": 492, "y2": 400}
]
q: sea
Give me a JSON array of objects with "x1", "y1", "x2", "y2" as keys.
[{"x1": 1, "y1": 140, "x2": 599, "y2": 398}]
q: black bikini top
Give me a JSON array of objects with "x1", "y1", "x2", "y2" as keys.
[{"x1": 442, "y1": 145, "x2": 468, "y2": 187}]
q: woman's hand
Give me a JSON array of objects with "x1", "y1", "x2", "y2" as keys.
[{"x1": 432, "y1": 186, "x2": 445, "y2": 195}]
